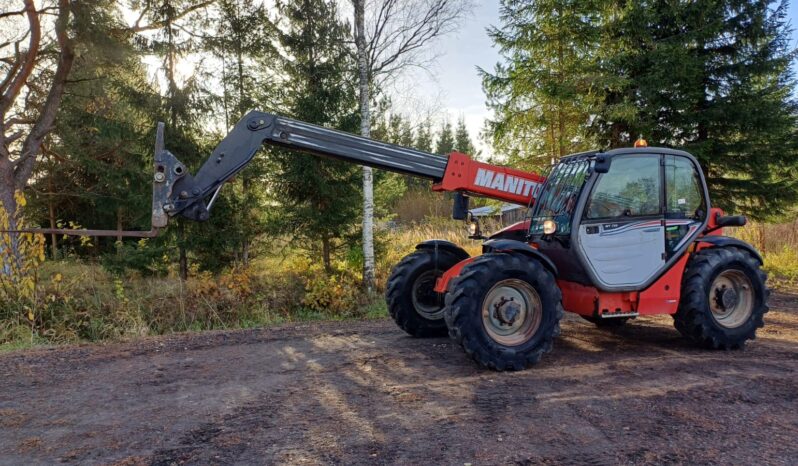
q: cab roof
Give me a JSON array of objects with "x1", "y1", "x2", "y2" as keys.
[{"x1": 559, "y1": 147, "x2": 695, "y2": 164}]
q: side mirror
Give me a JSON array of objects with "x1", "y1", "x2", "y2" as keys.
[
  {"x1": 452, "y1": 192, "x2": 469, "y2": 220},
  {"x1": 716, "y1": 214, "x2": 747, "y2": 228},
  {"x1": 466, "y1": 212, "x2": 485, "y2": 239},
  {"x1": 594, "y1": 153, "x2": 610, "y2": 173}
]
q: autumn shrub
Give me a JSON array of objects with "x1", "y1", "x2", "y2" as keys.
[{"x1": 0, "y1": 192, "x2": 47, "y2": 339}]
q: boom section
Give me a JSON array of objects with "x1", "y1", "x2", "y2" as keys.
[{"x1": 167, "y1": 110, "x2": 545, "y2": 222}]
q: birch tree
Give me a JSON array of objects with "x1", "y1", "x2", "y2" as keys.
[{"x1": 351, "y1": 0, "x2": 470, "y2": 292}]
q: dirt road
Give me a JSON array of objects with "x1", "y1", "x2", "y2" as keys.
[{"x1": 1, "y1": 292, "x2": 797, "y2": 465}]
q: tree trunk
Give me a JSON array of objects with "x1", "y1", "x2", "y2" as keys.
[
  {"x1": 116, "y1": 207, "x2": 123, "y2": 246},
  {"x1": 179, "y1": 221, "x2": 188, "y2": 280},
  {"x1": 48, "y1": 177, "x2": 58, "y2": 259},
  {"x1": 322, "y1": 236, "x2": 332, "y2": 274},
  {"x1": 48, "y1": 198, "x2": 58, "y2": 259},
  {"x1": 354, "y1": 0, "x2": 375, "y2": 292}
]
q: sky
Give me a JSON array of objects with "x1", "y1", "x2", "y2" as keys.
[
  {"x1": 125, "y1": 1, "x2": 798, "y2": 157},
  {"x1": 411, "y1": 0, "x2": 798, "y2": 158}
]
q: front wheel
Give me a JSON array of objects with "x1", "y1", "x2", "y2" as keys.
[
  {"x1": 673, "y1": 247, "x2": 769, "y2": 349},
  {"x1": 444, "y1": 253, "x2": 563, "y2": 371}
]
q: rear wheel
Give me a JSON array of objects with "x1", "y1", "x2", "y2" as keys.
[
  {"x1": 386, "y1": 249, "x2": 463, "y2": 337},
  {"x1": 673, "y1": 247, "x2": 768, "y2": 349},
  {"x1": 444, "y1": 253, "x2": 563, "y2": 371}
]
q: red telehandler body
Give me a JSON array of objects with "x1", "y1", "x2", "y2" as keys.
[{"x1": 17, "y1": 112, "x2": 769, "y2": 370}]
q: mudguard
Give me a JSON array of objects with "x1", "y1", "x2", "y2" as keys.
[
  {"x1": 482, "y1": 239, "x2": 558, "y2": 276},
  {"x1": 697, "y1": 236, "x2": 763, "y2": 264},
  {"x1": 415, "y1": 240, "x2": 470, "y2": 262}
]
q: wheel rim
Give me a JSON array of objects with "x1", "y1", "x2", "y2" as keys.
[
  {"x1": 481, "y1": 279, "x2": 542, "y2": 346},
  {"x1": 709, "y1": 269, "x2": 754, "y2": 329},
  {"x1": 411, "y1": 270, "x2": 445, "y2": 320}
]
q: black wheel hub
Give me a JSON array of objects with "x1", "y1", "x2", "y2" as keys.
[
  {"x1": 715, "y1": 286, "x2": 739, "y2": 310},
  {"x1": 493, "y1": 297, "x2": 521, "y2": 326}
]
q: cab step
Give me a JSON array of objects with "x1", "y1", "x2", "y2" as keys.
[{"x1": 599, "y1": 311, "x2": 639, "y2": 319}]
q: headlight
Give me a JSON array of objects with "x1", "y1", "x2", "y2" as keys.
[
  {"x1": 542, "y1": 219, "x2": 557, "y2": 235},
  {"x1": 468, "y1": 221, "x2": 479, "y2": 235}
]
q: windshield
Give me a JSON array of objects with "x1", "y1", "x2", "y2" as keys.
[{"x1": 529, "y1": 159, "x2": 592, "y2": 236}]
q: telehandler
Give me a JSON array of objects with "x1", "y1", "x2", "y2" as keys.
[{"x1": 19, "y1": 111, "x2": 768, "y2": 371}]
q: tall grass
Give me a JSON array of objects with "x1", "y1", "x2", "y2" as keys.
[
  {"x1": 3, "y1": 216, "x2": 796, "y2": 349},
  {"x1": 732, "y1": 220, "x2": 798, "y2": 287}
]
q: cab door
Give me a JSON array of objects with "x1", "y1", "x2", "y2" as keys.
[{"x1": 576, "y1": 154, "x2": 665, "y2": 289}]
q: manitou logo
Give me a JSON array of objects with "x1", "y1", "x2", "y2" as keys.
[{"x1": 474, "y1": 168, "x2": 543, "y2": 198}]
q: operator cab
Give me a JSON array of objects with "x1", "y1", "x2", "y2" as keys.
[{"x1": 529, "y1": 147, "x2": 710, "y2": 292}]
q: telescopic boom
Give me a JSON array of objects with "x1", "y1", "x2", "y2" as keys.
[
  {"x1": 4, "y1": 111, "x2": 547, "y2": 237},
  {"x1": 165, "y1": 111, "x2": 547, "y2": 224}
]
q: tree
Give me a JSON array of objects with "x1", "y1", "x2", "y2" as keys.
[
  {"x1": 415, "y1": 117, "x2": 433, "y2": 153},
  {"x1": 454, "y1": 116, "x2": 476, "y2": 155},
  {"x1": 29, "y1": 1, "x2": 161, "y2": 260},
  {"x1": 435, "y1": 119, "x2": 455, "y2": 154},
  {"x1": 593, "y1": 0, "x2": 798, "y2": 218},
  {"x1": 482, "y1": 0, "x2": 601, "y2": 170},
  {"x1": 351, "y1": 0, "x2": 471, "y2": 292},
  {"x1": 130, "y1": 0, "x2": 215, "y2": 279},
  {"x1": 208, "y1": 0, "x2": 275, "y2": 264},
  {"x1": 266, "y1": 0, "x2": 361, "y2": 273},
  {"x1": 0, "y1": 0, "x2": 76, "y2": 273}
]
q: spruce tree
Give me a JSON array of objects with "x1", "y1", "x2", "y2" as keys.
[
  {"x1": 29, "y1": 1, "x2": 160, "y2": 261},
  {"x1": 208, "y1": 0, "x2": 275, "y2": 265},
  {"x1": 435, "y1": 120, "x2": 455, "y2": 155},
  {"x1": 132, "y1": 0, "x2": 215, "y2": 278},
  {"x1": 454, "y1": 116, "x2": 477, "y2": 155},
  {"x1": 594, "y1": 0, "x2": 798, "y2": 217},
  {"x1": 266, "y1": 0, "x2": 361, "y2": 272},
  {"x1": 482, "y1": 0, "x2": 601, "y2": 170},
  {"x1": 415, "y1": 118, "x2": 434, "y2": 153}
]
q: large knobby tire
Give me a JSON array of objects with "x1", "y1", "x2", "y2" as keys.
[
  {"x1": 386, "y1": 249, "x2": 463, "y2": 338},
  {"x1": 444, "y1": 253, "x2": 563, "y2": 371},
  {"x1": 673, "y1": 247, "x2": 769, "y2": 349}
]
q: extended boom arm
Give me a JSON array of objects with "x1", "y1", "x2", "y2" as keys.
[
  {"x1": 166, "y1": 111, "x2": 547, "y2": 223},
  {"x1": 4, "y1": 111, "x2": 547, "y2": 238}
]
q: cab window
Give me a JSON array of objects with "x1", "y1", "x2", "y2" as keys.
[
  {"x1": 664, "y1": 155, "x2": 706, "y2": 255},
  {"x1": 585, "y1": 154, "x2": 661, "y2": 219},
  {"x1": 664, "y1": 155, "x2": 705, "y2": 220}
]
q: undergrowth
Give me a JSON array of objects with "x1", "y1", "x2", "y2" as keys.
[{"x1": 2, "y1": 217, "x2": 795, "y2": 351}]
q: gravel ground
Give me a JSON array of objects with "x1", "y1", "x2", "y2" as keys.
[{"x1": 1, "y1": 291, "x2": 796, "y2": 465}]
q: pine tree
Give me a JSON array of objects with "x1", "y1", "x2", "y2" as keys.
[
  {"x1": 454, "y1": 116, "x2": 477, "y2": 155},
  {"x1": 266, "y1": 0, "x2": 361, "y2": 272},
  {"x1": 435, "y1": 120, "x2": 455, "y2": 155}
]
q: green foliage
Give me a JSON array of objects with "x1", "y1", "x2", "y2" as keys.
[
  {"x1": 28, "y1": 1, "x2": 160, "y2": 257},
  {"x1": 593, "y1": 0, "x2": 798, "y2": 219},
  {"x1": 415, "y1": 119, "x2": 434, "y2": 153},
  {"x1": 435, "y1": 120, "x2": 455, "y2": 155},
  {"x1": 263, "y1": 0, "x2": 362, "y2": 272},
  {"x1": 482, "y1": 0, "x2": 601, "y2": 170},
  {"x1": 454, "y1": 116, "x2": 477, "y2": 155},
  {"x1": 484, "y1": 0, "x2": 798, "y2": 218}
]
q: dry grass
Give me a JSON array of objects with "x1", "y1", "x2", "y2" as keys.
[{"x1": 2, "y1": 215, "x2": 796, "y2": 349}]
